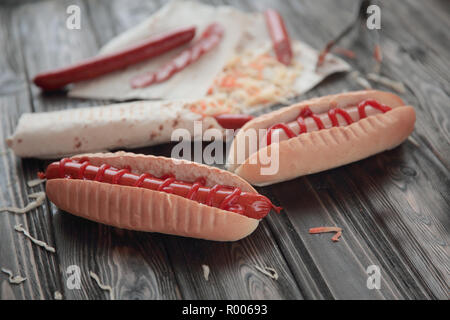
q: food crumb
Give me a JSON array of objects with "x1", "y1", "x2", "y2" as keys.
[
  {"x1": 0, "y1": 192, "x2": 46, "y2": 214},
  {"x1": 14, "y1": 224, "x2": 56, "y2": 253}
]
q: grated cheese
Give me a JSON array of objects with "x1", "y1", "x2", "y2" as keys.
[
  {"x1": 27, "y1": 178, "x2": 46, "y2": 188},
  {"x1": 54, "y1": 291, "x2": 63, "y2": 300},
  {"x1": 14, "y1": 224, "x2": 56, "y2": 253},
  {"x1": 0, "y1": 192, "x2": 46, "y2": 214},
  {"x1": 1, "y1": 268, "x2": 27, "y2": 284}
]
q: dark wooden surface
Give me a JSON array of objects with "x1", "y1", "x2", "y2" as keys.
[{"x1": 0, "y1": 0, "x2": 449, "y2": 300}]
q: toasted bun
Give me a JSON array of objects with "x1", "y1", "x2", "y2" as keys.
[
  {"x1": 46, "y1": 152, "x2": 259, "y2": 241},
  {"x1": 227, "y1": 91, "x2": 415, "y2": 186}
]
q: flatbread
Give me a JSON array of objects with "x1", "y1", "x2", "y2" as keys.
[{"x1": 6, "y1": 99, "x2": 226, "y2": 159}]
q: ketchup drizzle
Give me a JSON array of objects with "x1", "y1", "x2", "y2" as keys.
[
  {"x1": 78, "y1": 161, "x2": 89, "y2": 179},
  {"x1": 158, "y1": 177, "x2": 176, "y2": 192},
  {"x1": 112, "y1": 169, "x2": 130, "y2": 184},
  {"x1": 134, "y1": 173, "x2": 153, "y2": 187},
  {"x1": 95, "y1": 164, "x2": 111, "y2": 181},
  {"x1": 266, "y1": 99, "x2": 392, "y2": 145}
]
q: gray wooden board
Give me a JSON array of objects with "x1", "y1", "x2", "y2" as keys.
[{"x1": 0, "y1": 0, "x2": 448, "y2": 300}]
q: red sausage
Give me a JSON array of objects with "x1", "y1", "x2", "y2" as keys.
[
  {"x1": 264, "y1": 9, "x2": 293, "y2": 65},
  {"x1": 42, "y1": 159, "x2": 281, "y2": 219},
  {"x1": 213, "y1": 114, "x2": 254, "y2": 129},
  {"x1": 33, "y1": 26, "x2": 196, "y2": 91},
  {"x1": 130, "y1": 23, "x2": 224, "y2": 88}
]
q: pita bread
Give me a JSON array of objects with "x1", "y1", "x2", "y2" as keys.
[{"x1": 6, "y1": 99, "x2": 225, "y2": 159}]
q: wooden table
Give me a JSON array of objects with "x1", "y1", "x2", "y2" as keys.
[{"x1": 0, "y1": 0, "x2": 448, "y2": 300}]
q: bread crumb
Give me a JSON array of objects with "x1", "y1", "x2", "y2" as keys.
[
  {"x1": 0, "y1": 192, "x2": 46, "y2": 214},
  {"x1": 89, "y1": 271, "x2": 114, "y2": 300},
  {"x1": 254, "y1": 265, "x2": 279, "y2": 280},
  {"x1": 202, "y1": 264, "x2": 210, "y2": 281},
  {"x1": 14, "y1": 224, "x2": 56, "y2": 253},
  {"x1": 1, "y1": 268, "x2": 27, "y2": 284}
]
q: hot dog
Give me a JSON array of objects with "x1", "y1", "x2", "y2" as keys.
[
  {"x1": 42, "y1": 152, "x2": 281, "y2": 241},
  {"x1": 227, "y1": 90, "x2": 416, "y2": 186},
  {"x1": 6, "y1": 99, "x2": 253, "y2": 159}
]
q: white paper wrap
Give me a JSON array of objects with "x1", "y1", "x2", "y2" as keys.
[{"x1": 68, "y1": 1, "x2": 350, "y2": 106}]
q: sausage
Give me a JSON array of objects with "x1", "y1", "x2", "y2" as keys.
[
  {"x1": 33, "y1": 26, "x2": 196, "y2": 91},
  {"x1": 42, "y1": 157, "x2": 281, "y2": 219},
  {"x1": 130, "y1": 23, "x2": 224, "y2": 88},
  {"x1": 264, "y1": 9, "x2": 293, "y2": 65}
]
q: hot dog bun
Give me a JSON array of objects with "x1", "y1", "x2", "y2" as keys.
[
  {"x1": 227, "y1": 90, "x2": 416, "y2": 186},
  {"x1": 46, "y1": 151, "x2": 259, "y2": 241}
]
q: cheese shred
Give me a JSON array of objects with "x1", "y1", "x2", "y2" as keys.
[{"x1": 1, "y1": 268, "x2": 27, "y2": 284}]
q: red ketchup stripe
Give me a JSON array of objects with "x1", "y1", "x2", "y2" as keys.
[
  {"x1": 134, "y1": 173, "x2": 153, "y2": 187},
  {"x1": 158, "y1": 177, "x2": 176, "y2": 192},
  {"x1": 220, "y1": 188, "x2": 242, "y2": 210},
  {"x1": 59, "y1": 158, "x2": 71, "y2": 177},
  {"x1": 95, "y1": 164, "x2": 111, "y2": 181},
  {"x1": 328, "y1": 108, "x2": 354, "y2": 126},
  {"x1": 358, "y1": 99, "x2": 391, "y2": 118},
  {"x1": 78, "y1": 162, "x2": 89, "y2": 179},
  {"x1": 43, "y1": 159, "x2": 281, "y2": 219},
  {"x1": 266, "y1": 100, "x2": 392, "y2": 145},
  {"x1": 130, "y1": 23, "x2": 224, "y2": 88},
  {"x1": 266, "y1": 123, "x2": 296, "y2": 145},
  {"x1": 206, "y1": 185, "x2": 224, "y2": 206},
  {"x1": 187, "y1": 178, "x2": 206, "y2": 200}
]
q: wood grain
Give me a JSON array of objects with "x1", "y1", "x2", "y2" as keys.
[{"x1": 0, "y1": 0, "x2": 448, "y2": 300}]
